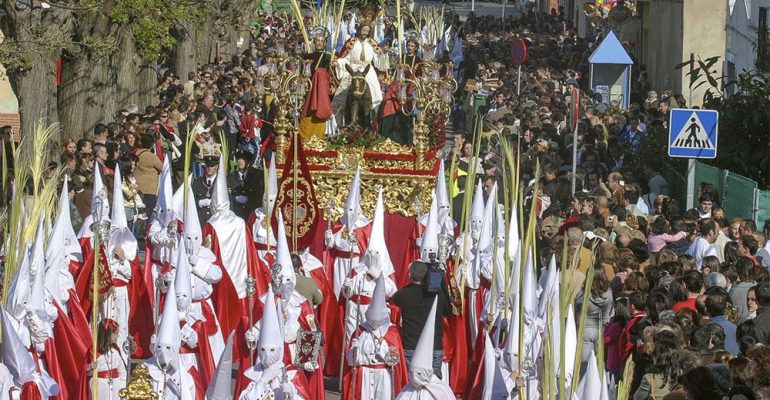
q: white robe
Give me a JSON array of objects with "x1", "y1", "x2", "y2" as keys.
[
  {"x1": 101, "y1": 256, "x2": 132, "y2": 347},
  {"x1": 147, "y1": 220, "x2": 179, "y2": 293},
  {"x1": 347, "y1": 324, "x2": 397, "y2": 400},
  {"x1": 238, "y1": 363, "x2": 306, "y2": 400},
  {"x1": 329, "y1": 216, "x2": 371, "y2": 299},
  {"x1": 92, "y1": 347, "x2": 128, "y2": 400},
  {"x1": 206, "y1": 211, "x2": 250, "y2": 298},
  {"x1": 251, "y1": 208, "x2": 277, "y2": 267},
  {"x1": 342, "y1": 265, "x2": 397, "y2": 340},
  {"x1": 334, "y1": 37, "x2": 389, "y2": 114},
  {"x1": 144, "y1": 360, "x2": 197, "y2": 400},
  {"x1": 395, "y1": 377, "x2": 455, "y2": 400},
  {"x1": 178, "y1": 251, "x2": 226, "y2": 366}
]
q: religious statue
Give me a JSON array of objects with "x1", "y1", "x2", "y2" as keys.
[
  {"x1": 299, "y1": 27, "x2": 335, "y2": 140},
  {"x1": 333, "y1": 19, "x2": 389, "y2": 129},
  {"x1": 378, "y1": 32, "x2": 422, "y2": 145}
]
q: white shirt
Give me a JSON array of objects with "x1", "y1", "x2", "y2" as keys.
[{"x1": 687, "y1": 237, "x2": 717, "y2": 270}]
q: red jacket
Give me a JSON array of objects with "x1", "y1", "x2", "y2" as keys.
[{"x1": 619, "y1": 311, "x2": 647, "y2": 363}]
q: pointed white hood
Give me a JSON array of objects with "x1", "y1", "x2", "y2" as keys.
[
  {"x1": 50, "y1": 176, "x2": 81, "y2": 261},
  {"x1": 108, "y1": 165, "x2": 138, "y2": 259},
  {"x1": 507, "y1": 204, "x2": 520, "y2": 263},
  {"x1": 343, "y1": 165, "x2": 362, "y2": 226},
  {"x1": 210, "y1": 156, "x2": 230, "y2": 213},
  {"x1": 409, "y1": 296, "x2": 438, "y2": 388},
  {"x1": 46, "y1": 177, "x2": 78, "y2": 306},
  {"x1": 364, "y1": 274, "x2": 389, "y2": 329},
  {"x1": 258, "y1": 286, "x2": 284, "y2": 366},
  {"x1": 155, "y1": 157, "x2": 176, "y2": 227},
  {"x1": 420, "y1": 195, "x2": 439, "y2": 262},
  {"x1": 172, "y1": 177, "x2": 187, "y2": 221},
  {"x1": 469, "y1": 180, "x2": 484, "y2": 241},
  {"x1": 174, "y1": 243, "x2": 193, "y2": 314},
  {"x1": 206, "y1": 332, "x2": 235, "y2": 400},
  {"x1": 1, "y1": 306, "x2": 58, "y2": 397},
  {"x1": 435, "y1": 162, "x2": 450, "y2": 217},
  {"x1": 154, "y1": 278, "x2": 181, "y2": 371},
  {"x1": 483, "y1": 331, "x2": 509, "y2": 400},
  {"x1": 579, "y1": 350, "x2": 602, "y2": 399},
  {"x1": 476, "y1": 184, "x2": 498, "y2": 259},
  {"x1": 274, "y1": 213, "x2": 295, "y2": 282},
  {"x1": 6, "y1": 243, "x2": 32, "y2": 320},
  {"x1": 264, "y1": 156, "x2": 278, "y2": 211},
  {"x1": 27, "y1": 218, "x2": 50, "y2": 325},
  {"x1": 183, "y1": 184, "x2": 203, "y2": 257},
  {"x1": 91, "y1": 166, "x2": 110, "y2": 224},
  {"x1": 1, "y1": 306, "x2": 36, "y2": 387},
  {"x1": 539, "y1": 255, "x2": 558, "y2": 319},
  {"x1": 364, "y1": 189, "x2": 392, "y2": 278},
  {"x1": 110, "y1": 164, "x2": 128, "y2": 229}
]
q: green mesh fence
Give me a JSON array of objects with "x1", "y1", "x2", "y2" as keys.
[
  {"x1": 756, "y1": 190, "x2": 770, "y2": 227},
  {"x1": 694, "y1": 161, "x2": 725, "y2": 199},
  {"x1": 721, "y1": 171, "x2": 758, "y2": 220},
  {"x1": 663, "y1": 161, "x2": 687, "y2": 211},
  {"x1": 666, "y1": 160, "x2": 768, "y2": 224}
]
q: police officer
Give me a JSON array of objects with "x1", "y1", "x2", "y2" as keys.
[
  {"x1": 227, "y1": 150, "x2": 263, "y2": 219},
  {"x1": 192, "y1": 155, "x2": 219, "y2": 226}
]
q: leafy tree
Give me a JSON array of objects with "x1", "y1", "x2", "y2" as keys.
[
  {"x1": 677, "y1": 56, "x2": 770, "y2": 188},
  {"x1": 0, "y1": 0, "x2": 257, "y2": 142}
]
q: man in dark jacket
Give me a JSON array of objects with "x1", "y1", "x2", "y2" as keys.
[{"x1": 227, "y1": 150, "x2": 263, "y2": 219}]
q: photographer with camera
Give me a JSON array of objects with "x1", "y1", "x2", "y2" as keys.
[{"x1": 392, "y1": 261, "x2": 452, "y2": 379}]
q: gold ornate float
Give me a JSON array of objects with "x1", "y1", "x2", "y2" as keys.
[
  {"x1": 119, "y1": 365, "x2": 158, "y2": 400},
  {"x1": 276, "y1": 131, "x2": 442, "y2": 218}
]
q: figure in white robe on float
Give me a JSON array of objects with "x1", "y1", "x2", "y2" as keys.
[{"x1": 333, "y1": 20, "x2": 389, "y2": 124}]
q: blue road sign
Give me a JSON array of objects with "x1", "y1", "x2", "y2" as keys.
[{"x1": 668, "y1": 108, "x2": 719, "y2": 159}]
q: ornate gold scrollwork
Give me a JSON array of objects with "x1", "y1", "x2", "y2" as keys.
[
  {"x1": 312, "y1": 170, "x2": 435, "y2": 217},
  {"x1": 119, "y1": 365, "x2": 158, "y2": 400}
]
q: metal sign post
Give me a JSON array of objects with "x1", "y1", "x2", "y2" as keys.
[{"x1": 668, "y1": 108, "x2": 719, "y2": 209}]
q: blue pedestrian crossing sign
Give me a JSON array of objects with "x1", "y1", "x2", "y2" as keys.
[{"x1": 668, "y1": 108, "x2": 719, "y2": 159}]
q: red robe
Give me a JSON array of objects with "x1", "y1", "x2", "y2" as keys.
[
  {"x1": 73, "y1": 245, "x2": 153, "y2": 359},
  {"x1": 127, "y1": 257, "x2": 153, "y2": 359},
  {"x1": 51, "y1": 302, "x2": 89, "y2": 400},
  {"x1": 19, "y1": 381, "x2": 42, "y2": 400},
  {"x1": 242, "y1": 293, "x2": 324, "y2": 400},
  {"x1": 41, "y1": 339, "x2": 63, "y2": 400},
  {"x1": 463, "y1": 329, "x2": 489, "y2": 400},
  {"x1": 202, "y1": 224, "x2": 264, "y2": 337},
  {"x1": 301, "y1": 64, "x2": 333, "y2": 120},
  {"x1": 341, "y1": 325, "x2": 409, "y2": 400},
  {"x1": 309, "y1": 266, "x2": 344, "y2": 377}
]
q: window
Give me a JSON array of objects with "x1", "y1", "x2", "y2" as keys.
[{"x1": 758, "y1": 7, "x2": 770, "y2": 71}]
